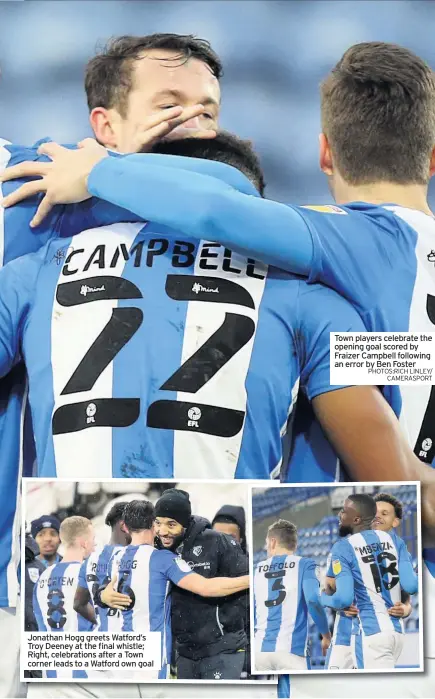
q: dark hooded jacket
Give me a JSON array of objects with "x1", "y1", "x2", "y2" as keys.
[
  {"x1": 212, "y1": 504, "x2": 247, "y2": 553},
  {"x1": 168, "y1": 515, "x2": 248, "y2": 660}
]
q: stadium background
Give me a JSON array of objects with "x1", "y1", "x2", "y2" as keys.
[
  {"x1": 24, "y1": 480, "x2": 248, "y2": 549},
  {"x1": 252, "y1": 484, "x2": 420, "y2": 670},
  {"x1": 1, "y1": 0, "x2": 435, "y2": 206}
]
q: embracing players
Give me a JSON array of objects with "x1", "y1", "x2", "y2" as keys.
[{"x1": 321, "y1": 493, "x2": 417, "y2": 670}]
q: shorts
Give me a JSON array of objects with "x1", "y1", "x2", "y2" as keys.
[
  {"x1": 255, "y1": 650, "x2": 309, "y2": 672},
  {"x1": 326, "y1": 637, "x2": 356, "y2": 670},
  {"x1": 358, "y1": 630, "x2": 404, "y2": 670}
]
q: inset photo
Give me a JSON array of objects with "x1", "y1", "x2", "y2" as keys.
[
  {"x1": 250, "y1": 483, "x2": 422, "y2": 674},
  {"x1": 21, "y1": 478, "x2": 273, "y2": 688}
]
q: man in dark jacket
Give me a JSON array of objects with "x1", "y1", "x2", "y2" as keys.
[
  {"x1": 154, "y1": 489, "x2": 248, "y2": 680},
  {"x1": 212, "y1": 505, "x2": 247, "y2": 553},
  {"x1": 23, "y1": 533, "x2": 45, "y2": 679},
  {"x1": 212, "y1": 505, "x2": 250, "y2": 676}
]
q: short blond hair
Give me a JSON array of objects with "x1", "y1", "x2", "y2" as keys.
[{"x1": 59, "y1": 516, "x2": 92, "y2": 547}]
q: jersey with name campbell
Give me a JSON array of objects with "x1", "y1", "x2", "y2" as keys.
[
  {"x1": 112, "y1": 544, "x2": 192, "y2": 676},
  {"x1": 33, "y1": 560, "x2": 93, "y2": 679},
  {"x1": 254, "y1": 554, "x2": 315, "y2": 656},
  {"x1": 78, "y1": 544, "x2": 123, "y2": 631},
  {"x1": 329, "y1": 530, "x2": 410, "y2": 636},
  {"x1": 0, "y1": 222, "x2": 365, "y2": 480}
]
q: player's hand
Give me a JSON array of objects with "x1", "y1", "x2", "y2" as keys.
[
  {"x1": 322, "y1": 575, "x2": 336, "y2": 595},
  {"x1": 0, "y1": 139, "x2": 108, "y2": 226},
  {"x1": 130, "y1": 103, "x2": 216, "y2": 153},
  {"x1": 100, "y1": 575, "x2": 131, "y2": 610},
  {"x1": 321, "y1": 633, "x2": 331, "y2": 656},
  {"x1": 342, "y1": 603, "x2": 359, "y2": 617},
  {"x1": 388, "y1": 601, "x2": 410, "y2": 618}
]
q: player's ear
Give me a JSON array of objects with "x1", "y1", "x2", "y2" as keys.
[
  {"x1": 319, "y1": 133, "x2": 333, "y2": 176},
  {"x1": 89, "y1": 107, "x2": 120, "y2": 150},
  {"x1": 429, "y1": 145, "x2": 435, "y2": 178}
]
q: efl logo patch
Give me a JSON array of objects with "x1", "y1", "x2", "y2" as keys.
[
  {"x1": 28, "y1": 567, "x2": 41, "y2": 584},
  {"x1": 175, "y1": 558, "x2": 192, "y2": 573},
  {"x1": 332, "y1": 559, "x2": 342, "y2": 575},
  {"x1": 302, "y1": 205, "x2": 347, "y2": 215}
]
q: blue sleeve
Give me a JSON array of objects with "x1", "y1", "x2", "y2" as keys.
[
  {"x1": 158, "y1": 551, "x2": 193, "y2": 585},
  {"x1": 77, "y1": 559, "x2": 87, "y2": 590},
  {"x1": 0, "y1": 253, "x2": 38, "y2": 376},
  {"x1": 297, "y1": 283, "x2": 366, "y2": 400},
  {"x1": 302, "y1": 559, "x2": 330, "y2": 635},
  {"x1": 298, "y1": 205, "x2": 396, "y2": 311},
  {"x1": 86, "y1": 155, "x2": 314, "y2": 276},
  {"x1": 397, "y1": 537, "x2": 418, "y2": 595},
  {"x1": 2, "y1": 143, "x2": 66, "y2": 263},
  {"x1": 321, "y1": 541, "x2": 354, "y2": 609}
]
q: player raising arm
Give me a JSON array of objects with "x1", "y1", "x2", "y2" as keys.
[
  {"x1": 93, "y1": 500, "x2": 248, "y2": 680},
  {"x1": 0, "y1": 133, "x2": 431, "y2": 501},
  {"x1": 7, "y1": 43, "x2": 434, "y2": 478}
]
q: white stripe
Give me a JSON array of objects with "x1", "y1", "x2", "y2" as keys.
[
  {"x1": 131, "y1": 546, "x2": 153, "y2": 633},
  {"x1": 173, "y1": 243, "x2": 268, "y2": 478},
  {"x1": 270, "y1": 379, "x2": 300, "y2": 480},
  {"x1": 6, "y1": 383, "x2": 27, "y2": 607},
  {"x1": 0, "y1": 140, "x2": 12, "y2": 272},
  {"x1": 386, "y1": 207, "x2": 435, "y2": 448},
  {"x1": 51, "y1": 223, "x2": 143, "y2": 477},
  {"x1": 275, "y1": 555, "x2": 300, "y2": 652},
  {"x1": 254, "y1": 564, "x2": 269, "y2": 648},
  {"x1": 351, "y1": 531, "x2": 396, "y2": 633}
]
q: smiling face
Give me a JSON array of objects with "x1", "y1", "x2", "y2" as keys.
[
  {"x1": 91, "y1": 49, "x2": 221, "y2": 152},
  {"x1": 154, "y1": 515, "x2": 185, "y2": 549},
  {"x1": 373, "y1": 500, "x2": 400, "y2": 532}
]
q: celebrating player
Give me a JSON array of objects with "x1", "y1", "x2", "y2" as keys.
[
  {"x1": 321, "y1": 494, "x2": 417, "y2": 670},
  {"x1": 324, "y1": 491, "x2": 412, "y2": 670},
  {"x1": 254, "y1": 519, "x2": 331, "y2": 672},
  {"x1": 0, "y1": 132, "x2": 423, "y2": 488},
  {"x1": 98, "y1": 499, "x2": 249, "y2": 680},
  {"x1": 0, "y1": 35, "x2": 222, "y2": 699},
  {"x1": 29, "y1": 42, "x2": 435, "y2": 476},
  {"x1": 73, "y1": 501, "x2": 131, "y2": 631},
  {"x1": 32, "y1": 516, "x2": 96, "y2": 678}
]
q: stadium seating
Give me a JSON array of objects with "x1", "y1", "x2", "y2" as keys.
[{"x1": 253, "y1": 485, "x2": 419, "y2": 668}]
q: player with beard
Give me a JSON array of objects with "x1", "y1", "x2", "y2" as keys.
[
  {"x1": 154, "y1": 488, "x2": 248, "y2": 680},
  {"x1": 324, "y1": 492, "x2": 413, "y2": 670},
  {"x1": 99, "y1": 498, "x2": 249, "y2": 681},
  {"x1": 322, "y1": 494, "x2": 417, "y2": 670}
]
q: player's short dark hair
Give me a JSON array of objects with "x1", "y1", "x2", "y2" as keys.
[
  {"x1": 321, "y1": 42, "x2": 435, "y2": 185},
  {"x1": 123, "y1": 500, "x2": 155, "y2": 532},
  {"x1": 151, "y1": 131, "x2": 266, "y2": 196},
  {"x1": 267, "y1": 519, "x2": 298, "y2": 550},
  {"x1": 105, "y1": 501, "x2": 129, "y2": 529},
  {"x1": 348, "y1": 493, "x2": 377, "y2": 521},
  {"x1": 374, "y1": 492, "x2": 403, "y2": 520},
  {"x1": 85, "y1": 33, "x2": 223, "y2": 117}
]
